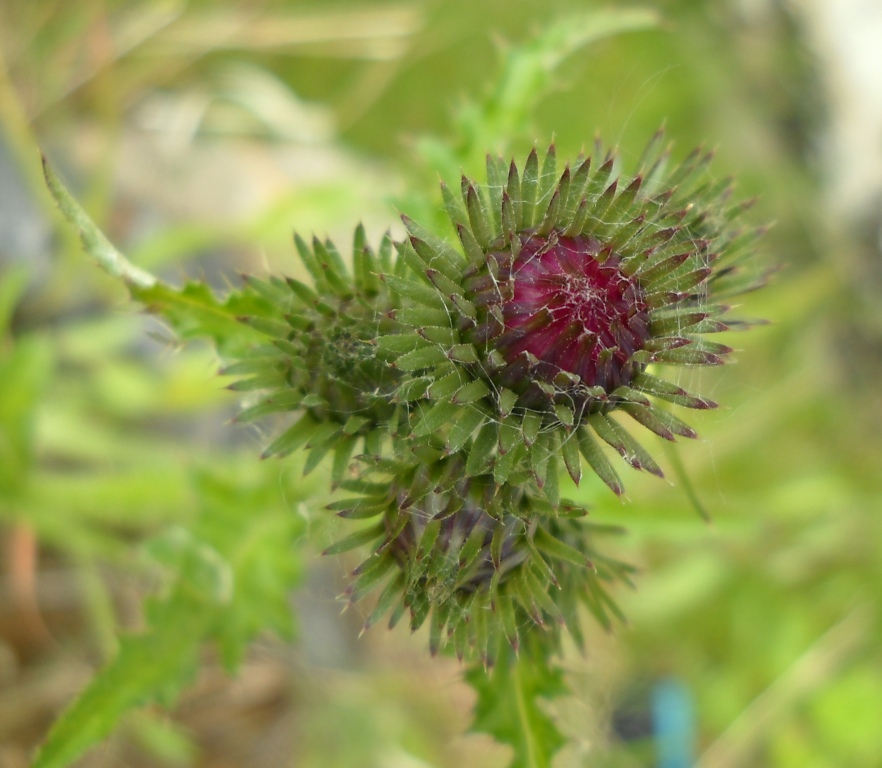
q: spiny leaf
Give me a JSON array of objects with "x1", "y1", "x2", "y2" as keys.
[
  {"x1": 235, "y1": 391, "x2": 304, "y2": 423},
  {"x1": 31, "y1": 470, "x2": 307, "y2": 768},
  {"x1": 31, "y1": 597, "x2": 208, "y2": 768},
  {"x1": 520, "y1": 148, "x2": 540, "y2": 228},
  {"x1": 588, "y1": 412, "x2": 664, "y2": 476},
  {"x1": 453, "y1": 378, "x2": 491, "y2": 404},
  {"x1": 134, "y1": 281, "x2": 270, "y2": 356}
]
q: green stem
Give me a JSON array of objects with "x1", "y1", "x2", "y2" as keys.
[
  {"x1": 514, "y1": 654, "x2": 543, "y2": 768},
  {"x1": 41, "y1": 156, "x2": 158, "y2": 290}
]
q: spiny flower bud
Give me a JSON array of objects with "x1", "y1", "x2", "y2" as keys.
[
  {"x1": 384, "y1": 132, "x2": 766, "y2": 497},
  {"x1": 225, "y1": 226, "x2": 402, "y2": 483},
  {"x1": 325, "y1": 456, "x2": 634, "y2": 663}
]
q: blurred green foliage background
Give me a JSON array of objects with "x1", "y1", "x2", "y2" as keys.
[{"x1": 2, "y1": 0, "x2": 881, "y2": 766}]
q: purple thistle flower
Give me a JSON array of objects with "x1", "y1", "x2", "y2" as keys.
[
  {"x1": 473, "y1": 234, "x2": 652, "y2": 398},
  {"x1": 383, "y1": 134, "x2": 766, "y2": 497}
]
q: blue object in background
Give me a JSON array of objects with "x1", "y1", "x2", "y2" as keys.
[{"x1": 652, "y1": 677, "x2": 696, "y2": 768}]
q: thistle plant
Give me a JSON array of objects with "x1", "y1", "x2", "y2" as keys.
[
  {"x1": 41, "y1": 127, "x2": 765, "y2": 767},
  {"x1": 208, "y1": 131, "x2": 764, "y2": 669}
]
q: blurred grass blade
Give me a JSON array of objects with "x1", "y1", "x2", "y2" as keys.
[{"x1": 0, "y1": 264, "x2": 29, "y2": 333}]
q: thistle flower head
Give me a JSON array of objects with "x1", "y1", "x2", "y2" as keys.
[
  {"x1": 384, "y1": 132, "x2": 766, "y2": 497},
  {"x1": 225, "y1": 226, "x2": 402, "y2": 482},
  {"x1": 328, "y1": 457, "x2": 633, "y2": 663}
]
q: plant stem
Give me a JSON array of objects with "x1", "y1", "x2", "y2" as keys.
[{"x1": 41, "y1": 156, "x2": 158, "y2": 289}]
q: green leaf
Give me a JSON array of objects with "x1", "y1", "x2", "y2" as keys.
[
  {"x1": 391, "y1": 306, "x2": 452, "y2": 327},
  {"x1": 560, "y1": 431, "x2": 582, "y2": 485},
  {"x1": 402, "y1": 215, "x2": 465, "y2": 282},
  {"x1": 438, "y1": 178, "x2": 467, "y2": 227},
  {"x1": 419, "y1": 324, "x2": 459, "y2": 346},
  {"x1": 237, "y1": 315, "x2": 292, "y2": 338},
  {"x1": 331, "y1": 435, "x2": 358, "y2": 483},
  {"x1": 498, "y1": 388, "x2": 519, "y2": 418},
  {"x1": 588, "y1": 412, "x2": 664, "y2": 477},
  {"x1": 428, "y1": 370, "x2": 466, "y2": 400},
  {"x1": 651, "y1": 345, "x2": 724, "y2": 366},
  {"x1": 143, "y1": 527, "x2": 233, "y2": 604},
  {"x1": 621, "y1": 403, "x2": 697, "y2": 440},
  {"x1": 522, "y1": 411, "x2": 543, "y2": 446},
  {"x1": 521, "y1": 149, "x2": 540, "y2": 228},
  {"x1": 451, "y1": 292, "x2": 478, "y2": 320},
  {"x1": 132, "y1": 281, "x2": 270, "y2": 356},
  {"x1": 534, "y1": 525, "x2": 592, "y2": 569},
  {"x1": 293, "y1": 233, "x2": 329, "y2": 293},
  {"x1": 395, "y1": 376, "x2": 432, "y2": 402},
  {"x1": 465, "y1": 183, "x2": 492, "y2": 248},
  {"x1": 364, "y1": 572, "x2": 407, "y2": 630},
  {"x1": 537, "y1": 145, "x2": 558, "y2": 219},
  {"x1": 312, "y1": 236, "x2": 353, "y2": 297},
  {"x1": 32, "y1": 467, "x2": 309, "y2": 768},
  {"x1": 31, "y1": 597, "x2": 208, "y2": 768},
  {"x1": 352, "y1": 223, "x2": 379, "y2": 295},
  {"x1": 448, "y1": 343, "x2": 479, "y2": 363},
  {"x1": 456, "y1": 220, "x2": 487, "y2": 265},
  {"x1": 494, "y1": 441, "x2": 527, "y2": 485},
  {"x1": 322, "y1": 521, "x2": 385, "y2": 556},
  {"x1": 303, "y1": 421, "x2": 343, "y2": 475},
  {"x1": 426, "y1": 267, "x2": 464, "y2": 299},
  {"x1": 631, "y1": 371, "x2": 717, "y2": 409},
  {"x1": 347, "y1": 553, "x2": 398, "y2": 602}
]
